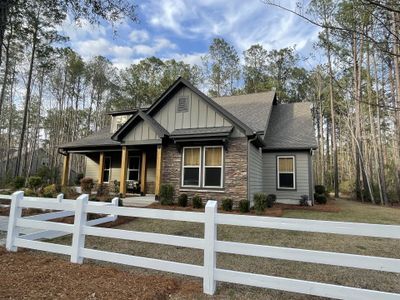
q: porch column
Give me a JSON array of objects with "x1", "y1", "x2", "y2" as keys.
[
  {"x1": 140, "y1": 152, "x2": 147, "y2": 194},
  {"x1": 98, "y1": 152, "x2": 105, "y2": 184},
  {"x1": 61, "y1": 153, "x2": 70, "y2": 186},
  {"x1": 120, "y1": 146, "x2": 128, "y2": 196},
  {"x1": 155, "y1": 145, "x2": 162, "y2": 197}
]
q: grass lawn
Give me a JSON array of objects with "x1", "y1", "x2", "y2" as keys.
[{"x1": 46, "y1": 198, "x2": 400, "y2": 299}]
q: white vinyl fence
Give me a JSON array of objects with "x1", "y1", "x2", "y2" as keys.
[{"x1": 5, "y1": 191, "x2": 400, "y2": 300}]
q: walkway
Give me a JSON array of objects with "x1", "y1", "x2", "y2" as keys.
[{"x1": 122, "y1": 194, "x2": 156, "y2": 207}]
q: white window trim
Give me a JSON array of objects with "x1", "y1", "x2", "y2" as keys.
[
  {"x1": 182, "y1": 146, "x2": 202, "y2": 188},
  {"x1": 103, "y1": 156, "x2": 111, "y2": 183},
  {"x1": 277, "y1": 155, "x2": 296, "y2": 190},
  {"x1": 202, "y1": 146, "x2": 224, "y2": 188},
  {"x1": 127, "y1": 156, "x2": 140, "y2": 182}
]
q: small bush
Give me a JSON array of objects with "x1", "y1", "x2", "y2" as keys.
[
  {"x1": 13, "y1": 176, "x2": 25, "y2": 189},
  {"x1": 23, "y1": 188, "x2": 37, "y2": 196},
  {"x1": 43, "y1": 184, "x2": 57, "y2": 198},
  {"x1": 254, "y1": 193, "x2": 267, "y2": 213},
  {"x1": 315, "y1": 194, "x2": 327, "y2": 204},
  {"x1": 266, "y1": 194, "x2": 276, "y2": 208},
  {"x1": 300, "y1": 195, "x2": 309, "y2": 206},
  {"x1": 239, "y1": 200, "x2": 250, "y2": 213},
  {"x1": 27, "y1": 176, "x2": 43, "y2": 190},
  {"x1": 112, "y1": 180, "x2": 120, "y2": 194},
  {"x1": 160, "y1": 184, "x2": 174, "y2": 205},
  {"x1": 315, "y1": 185, "x2": 326, "y2": 195},
  {"x1": 80, "y1": 177, "x2": 94, "y2": 194},
  {"x1": 222, "y1": 198, "x2": 233, "y2": 211},
  {"x1": 61, "y1": 186, "x2": 79, "y2": 199},
  {"x1": 177, "y1": 193, "x2": 188, "y2": 207},
  {"x1": 192, "y1": 195, "x2": 203, "y2": 209},
  {"x1": 96, "y1": 183, "x2": 110, "y2": 201}
]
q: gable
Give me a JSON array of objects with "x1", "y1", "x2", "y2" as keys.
[
  {"x1": 123, "y1": 119, "x2": 160, "y2": 143},
  {"x1": 153, "y1": 86, "x2": 232, "y2": 132}
]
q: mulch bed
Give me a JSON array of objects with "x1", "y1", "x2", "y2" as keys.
[
  {"x1": 0, "y1": 247, "x2": 201, "y2": 299},
  {"x1": 147, "y1": 199, "x2": 340, "y2": 218}
]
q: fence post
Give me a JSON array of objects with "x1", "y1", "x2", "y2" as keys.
[
  {"x1": 204, "y1": 200, "x2": 218, "y2": 295},
  {"x1": 110, "y1": 197, "x2": 119, "y2": 222},
  {"x1": 56, "y1": 193, "x2": 63, "y2": 203},
  {"x1": 6, "y1": 191, "x2": 24, "y2": 252},
  {"x1": 71, "y1": 194, "x2": 88, "y2": 264}
]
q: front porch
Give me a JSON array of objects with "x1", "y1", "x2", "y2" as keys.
[{"x1": 61, "y1": 144, "x2": 163, "y2": 198}]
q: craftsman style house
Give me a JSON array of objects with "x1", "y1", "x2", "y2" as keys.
[{"x1": 59, "y1": 77, "x2": 317, "y2": 204}]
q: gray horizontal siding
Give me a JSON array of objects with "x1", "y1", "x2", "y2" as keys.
[
  {"x1": 248, "y1": 143, "x2": 263, "y2": 204},
  {"x1": 262, "y1": 151, "x2": 311, "y2": 204}
]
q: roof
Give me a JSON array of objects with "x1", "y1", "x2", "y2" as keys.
[
  {"x1": 106, "y1": 106, "x2": 150, "y2": 116},
  {"x1": 59, "y1": 127, "x2": 120, "y2": 150},
  {"x1": 212, "y1": 91, "x2": 276, "y2": 133},
  {"x1": 171, "y1": 126, "x2": 233, "y2": 138},
  {"x1": 263, "y1": 102, "x2": 317, "y2": 150}
]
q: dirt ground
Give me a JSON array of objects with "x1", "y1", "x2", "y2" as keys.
[{"x1": 0, "y1": 247, "x2": 202, "y2": 299}]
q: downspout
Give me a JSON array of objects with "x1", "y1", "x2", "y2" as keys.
[{"x1": 247, "y1": 134, "x2": 259, "y2": 204}]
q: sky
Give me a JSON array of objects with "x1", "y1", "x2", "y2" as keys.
[{"x1": 61, "y1": 0, "x2": 322, "y2": 69}]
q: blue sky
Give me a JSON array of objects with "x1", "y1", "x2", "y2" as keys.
[{"x1": 61, "y1": 0, "x2": 321, "y2": 69}]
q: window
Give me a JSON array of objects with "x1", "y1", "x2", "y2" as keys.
[
  {"x1": 182, "y1": 146, "x2": 224, "y2": 188},
  {"x1": 128, "y1": 156, "x2": 140, "y2": 181},
  {"x1": 103, "y1": 157, "x2": 111, "y2": 183},
  {"x1": 182, "y1": 147, "x2": 201, "y2": 187},
  {"x1": 203, "y1": 146, "x2": 223, "y2": 188},
  {"x1": 277, "y1": 156, "x2": 295, "y2": 189}
]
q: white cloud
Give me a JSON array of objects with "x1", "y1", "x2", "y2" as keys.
[{"x1": 129, "y1": 29, "x2": 150, "y2": 42}]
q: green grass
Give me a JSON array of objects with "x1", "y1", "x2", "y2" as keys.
[{"x1": 52, "y1": 198, "x2": 400, "y2": 299}]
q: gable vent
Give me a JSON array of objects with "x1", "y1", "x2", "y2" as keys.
[{"x1": 177, "y1": 97, "x2": 189, "y2": 113}]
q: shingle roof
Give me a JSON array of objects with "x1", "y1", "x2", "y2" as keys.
[
  {"x1": 212, "y1": 91, "x2": 275, "y2": 133},
  {"x1": 171, "y1": 126, "x2": 233, "y2": 138},
  {"x1": 59, "y1": 127, "x2": 120, "y2": 149},
  {"x1": 263, "y1": 102, "x2": 317, "y2": 150}
]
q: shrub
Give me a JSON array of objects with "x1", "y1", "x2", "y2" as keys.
[
  {"x1": 315, "y1": 185, "x2": 326, "y2": 195},
  {"x1": 239, "y1": 200, "x2": 250, "y2": 213},
  {"x1": 61, "y1": 186, "x2": 79, "y2": 199},
  {"x1": 177, "y1": 194, "x2": 188, "y2": 207},
  {"x1": 13, "y1": 176, "x2": 25, "y2": 189},
  {"x1": 315, "y1": 194, "x2": 327, "y2": 204},
  {"x1": 80, "y1": 177, "x2": 94, "y2": 194},
  {"x1": 300, "y1": 195, "x2": 309, "y2": 206},
  {"x1": 266, "y1": 194, "x2": 277, "y2": 208},
  {"x1": 254, "y1": 193, "x2": 267, "y2": 213},
  {"x1": 28, "y1": 176, "x2": 43, "y2": 190},
  {"x1": 43, "y1": 184, "x2": 57, "y2": 198},
  {"x1": 192, "y1": 195, "x2": 203, "y2": 209},
  {"x1": 96, "y1": 183, "x2": 110, "y2": 201},
  {"x1": 23, "y1": 188, "x2": 37, "y2": 196},
  {"x1": 222, "y1": 198, "x2": 233, "y2": 211},
  {"x1": 112, "y1": 180, "x2": 120, "y2": 194},
  {"x1": 160, "y1": 184, "x2": 174, "y2": 205}
]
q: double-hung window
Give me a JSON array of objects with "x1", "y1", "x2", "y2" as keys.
[
  {"x1": 103, "y1": 157, "x2": 111, "y2": 183},
  {"x1": 182, "y1": 147, "x2": 201, "y2": 187},
  {"x1": 128, "y1": 156, "x2": 140, "y2": 181},
  {"x1": 203, "y1": 146, "x2": 223, "y2": 188},
  {"x1": 277, "y1": 156, "x2": 295, "y2": 189},
  {"x1": 182, "y1": 146, "x2": 223, "y2": 188}
]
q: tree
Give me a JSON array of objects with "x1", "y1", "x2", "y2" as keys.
[{"x1": 243, "y1": 44, "x2": 269, "y2": 93}]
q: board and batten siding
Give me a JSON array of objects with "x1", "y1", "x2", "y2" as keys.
[
  {"x1": 248, "y1": 143, "x2": 263, "y2": 204},
  {"x1": 124, "y1": 120, "x2": 160, "y2": 143},
  {"x1": 262, "y1": 151, "x2": 311, "y2": 204},
  {"x1": 153, "y1": 86, "x2": 242, "y2": 135}
]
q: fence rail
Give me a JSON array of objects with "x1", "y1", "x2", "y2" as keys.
[{"x1": 5, "y1": 191, "x2": 400, "y2": 299}]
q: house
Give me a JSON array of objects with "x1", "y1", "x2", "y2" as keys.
[{"x1": 59, "y1": 77, "x2": 317, "y2": 204}]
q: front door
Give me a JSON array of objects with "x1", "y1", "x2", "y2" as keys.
[{"x1": 127, "y1": 156, "x2": 140, "y2": 192}]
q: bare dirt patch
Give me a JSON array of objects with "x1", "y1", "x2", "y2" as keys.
[{"x1": 0, "y1": 247, "x2": 201, "y2": 299}]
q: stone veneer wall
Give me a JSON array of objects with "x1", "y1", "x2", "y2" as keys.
[{"x1": 161, "y1": 137, "x2": 248, "y2": 204}]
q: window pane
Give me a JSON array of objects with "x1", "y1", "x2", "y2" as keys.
[
  {"x1": 184, "y1": 148, "x2": 200, "y2": 166},
  {"x1": 205, "y1": 147, "x2": 222, "y2": 166},
  {"x1": 204, "y1": 168, "x2": 221, "y2": 187},
  {"x1": 183, "y1": 167, "x2": 199, "y2": 186},
  {"x1": 129, "y1": 157, "x2": 140, "y2": 169},
  {"x1": 128, "y1": 170, "x2": 139, "y2": 181},
  {"x1": 103, "y1": 170, "x2": 110, "y2": 182},
  {"x1": 104, "y1": 157, "x2": 111, "y2": 169},
  {"x1": 279, "y1": 173, "x2": 294, "y2": 188},
  {"x1": 279, "y1": 158, "x2": 293, "y2": 172}
]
